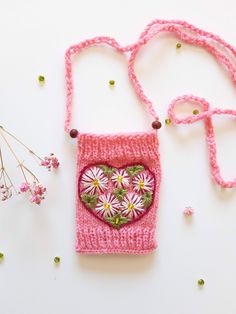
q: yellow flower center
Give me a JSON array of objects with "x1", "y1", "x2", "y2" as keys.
[
  {"x1": 128, "y1": 203, "x2": 134, "y2": 211},
  {"x1": 117, "y1": 175, "x2": 123, "y2": 183},
  {"x1": 138, "y1": 180, "x2": 145, "y2": 189},
  {"x1": 92, "y1": 179, "x2": 99, "y2": 188},
  {"x1": 104, "y1": 203, "x2": 110, "y2": 210}
]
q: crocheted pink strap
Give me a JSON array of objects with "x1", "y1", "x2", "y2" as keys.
[
  {"x1": 64, "y1": 36, "x2": 159, "y2": 133},
  {"x1": 168, "y1": 95, "x2": 236, "y2": 188},
  {"x1": 128, "y1": 19, "x2": 236, "y2": 112},
  {"x1": 65, "y1": 37, "x2": 125, "y2": 133},
  {"x1": 127, "y1": 19, "x2": 236, "y2": 188},
  {"x1": 65, "y1": 19, "x2": 236, "y2": 188}
]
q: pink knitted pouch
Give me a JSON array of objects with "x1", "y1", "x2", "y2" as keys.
[
  {"x1": 65, "y1": 39, "x2": 162, "y2": 254},
  {"x1": 75, "y1": 132, "x2": 160, "y2": 254},
  {"x1": 65, "y1": 19, "x2": 236, "y2": 254}
]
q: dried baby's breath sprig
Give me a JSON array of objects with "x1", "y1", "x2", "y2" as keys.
[
  {"x1": 0, "y1": 126, "x2": 59, "y2": 205},
  {"x1": 41, "y1": 153, "x2": 59, "y2": 171},
  {"x1": 0, "y1": 147, "x2": 16, "y2": 201}
]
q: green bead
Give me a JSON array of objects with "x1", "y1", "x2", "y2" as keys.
[
  {"x1": 193, "y1": 109, "x2": 200, "y2": 115},
  {"x1": 109, "y1": 80, "x2": 115, "y2": 86},
  {"x1": 38, "y1": 75, "x2": 45, "y2": 83},
  {"x1": 198, "y1": 278, "x2": 205, "y2": 286},
  {"x1": 165, "y1": 118, "x2": 171, "y2": 125},
  {"x1": 176, "y1": 43, "x2": 182, "y2": 49},
  {"x1": 0, "y1": 252, "x2": 4, "y2": 261},
  {"x1": 54, "y1": 256, "x2": 60, "y2": 264}
]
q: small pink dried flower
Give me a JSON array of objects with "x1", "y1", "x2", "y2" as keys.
[
  {"x1": 19, "y1": 182, "x2": 30, "y2": 193},
  {"x1": 30, "y1": 194, "x2": 42, "y2": 205},
  {"x1": 19, "y1": 182, "x2": 47, "y2": 205},
  {"x1": 41, "y1": 153, "x2": 60, "y2": 171},
  {"x1": 51, "y1": 155, "x2": 59, "y2": 169},
  {"x1": 33, "y1": 184, "x2": 46, "y2": 196},
  {"x1": 0, "y1": 184, "x2": 12, "y2": 201},
  {"x1": 29, "y1": 183, "x2": 47, "y2": 205},
  {"x1": 183, "y1": 206, "x2": 194, "y2": 216}
]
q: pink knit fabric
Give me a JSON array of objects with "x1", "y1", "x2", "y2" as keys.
[
  {"x1": 65, "y1": 19, "x2": 236, "y2": 254},
  {"x1": 76, "y1": 132, "x2": 160, "y2": 254}
]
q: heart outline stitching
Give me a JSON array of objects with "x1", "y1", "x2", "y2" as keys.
[{"x1": 78, "y1": 163, "x2": 156, "y2": 229}]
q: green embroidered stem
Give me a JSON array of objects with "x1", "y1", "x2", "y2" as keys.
[
  {"x1": 105, "y1": 213, "x2": 130, "y2": 229},
  {"x1": 112, "y1": 187, "x2": 127, "y2": 201},
  {"x1": 98, "y1": 165, "x2": 117, "y2": 177},
  {"x1": 81, "y1": 194, "x2": 98, "y2": 209},
  {"x1": 142, "y1": 191, "x2": 153, "y2": 208},
  {"x1": 126, "y1": 165, "x2": 144, "y2": 178}
]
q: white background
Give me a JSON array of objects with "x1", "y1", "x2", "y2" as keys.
[{"x1": 1, "y1": 1, "x2": 236, "y2": 313}]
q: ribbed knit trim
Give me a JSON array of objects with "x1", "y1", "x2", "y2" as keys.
[
  {"x1": 77, "y1": 131, "x2": 159, "y2": 160},
  {"x1": 76, "y1": 226, "x2": 157, "y2": 254}
]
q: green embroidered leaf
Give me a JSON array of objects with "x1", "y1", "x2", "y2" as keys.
[
  {"x1": 105, "y1": 218, "x2": 121, "y2": 229},
  {"x1": 119, "y1": 217, "x2": 129, "y2": 223},
  {"x1": 98, "y1": 164, "x2": 117, "y2": 177},
  {"x1": 105, "y1": 213, "x2": 130, "y2": 229},
  {"x1": 112, "y1": 188, "x2": 127, "y2": 201},
  {"x1": 105, "y1": 217, "x2": 115, "y2": 223},
  {"x1": 142, "y1": 191, "x2": 153, "y2": 208},
  {"x1": 81, "y1": 194, "x2": 98, "y2": 209},
  {"x1": 126, "y1": 165, "x2": 144, "y2": 178}
]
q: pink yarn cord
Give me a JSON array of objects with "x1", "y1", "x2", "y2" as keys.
[
  {"x1": 65, "y1": 19, "x2": 236, "y2": 188},
  {"x1": 168, "y1": 95, "x2": 236, "y2": 188},
  {"x1": 130, "y1": 19, "x2": 236, "y2": 188},
  {"x1": 64, "y1": 36, "x2": 156, "y2": 133},
  {"x1": 65, "y1": 36, "x2": 128, "y2": 133},
  {"x1": 128, "y1": 19, "x2": 236, "y2": 116}
]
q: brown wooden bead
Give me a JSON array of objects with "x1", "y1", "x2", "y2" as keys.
[
  {"x1": 152, "y1": 120, "x2": 162, "y2": 129},
  {"x1": 69, "y1": 129, "x2": 78, "y2": 138}
]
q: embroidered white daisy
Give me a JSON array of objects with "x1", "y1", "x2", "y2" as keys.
[
  {"x1": 133, "y1": 172, "x2": 154, "y2": 193},
  {"x1": 120, "y1": 192, "x2": 144, "y2": 219},
  {"x1": 81, "y1": 166, "x2": 108, "y2": 194},
  {"x1": 111, "y1": 169, "x2": 130, "y2": 188},
  {"x1": 95, "y1": 193, "x2": 120, "y2": 218}
]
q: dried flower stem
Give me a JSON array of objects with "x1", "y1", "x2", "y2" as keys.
[
  {"x1": 0, "y1": 129, "x2": 27, "y2": 180},
  {"x1": 0, "y1": 147, "x2": 17, "y2": 193},
  {"x1": 0, "y1": 126, "x2": 59, "y2": 204},
  {"x1": 21, "y1": 164, "x2": 39, "y2": 183},
  {"x1": 0, "y1": 129, "x2": 39, "y2": 185},
  {"x1": 0, "y1": 126, "x2": 43, "y2": 161}
]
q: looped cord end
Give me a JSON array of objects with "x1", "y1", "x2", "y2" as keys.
[
  {"x1": 167, "y1": 95, "x2": 210, "y2": 124},
  {"x1": 167, "y1": 94, "x2": 236, "y2": 189}
]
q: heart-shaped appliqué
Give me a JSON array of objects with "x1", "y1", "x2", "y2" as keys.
[{"x1": 79, "y1": 164, "x2": 155, "y2": 229}]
